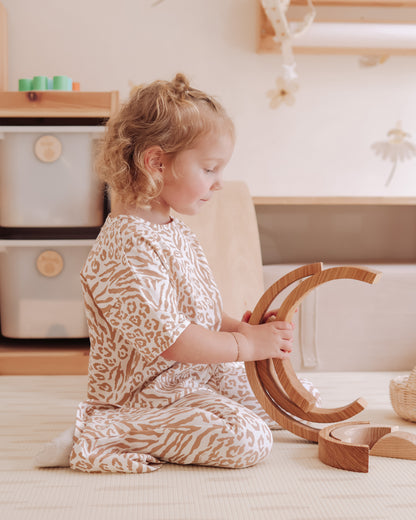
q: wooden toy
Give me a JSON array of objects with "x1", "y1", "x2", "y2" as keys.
[
  {"x1": 370, "y1": 431, "x2": 416, "y2": 460},
  {"x1": 319, "y1": 422, "x2": 393, "y2": 472},
  {"x1": 245, "y1": 263, "x2": 382, "y2": 442},
  {"x1": 318, "y1": 422, "x2": 416, "y2": 472}
]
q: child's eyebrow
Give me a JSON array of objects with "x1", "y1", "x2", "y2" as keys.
[{"x1": 203, "y1": 155, "x2": 227, "y2": 162}]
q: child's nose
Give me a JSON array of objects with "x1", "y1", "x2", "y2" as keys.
[{"x1": 212, "y1": 175, "x2": 223, "y2": 191}]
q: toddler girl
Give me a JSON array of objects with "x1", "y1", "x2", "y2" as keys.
[{"x1": 36, "y1": 73, "x2": 316, "y2": 473}]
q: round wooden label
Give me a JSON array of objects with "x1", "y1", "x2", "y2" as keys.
[
  {"x1": 34, "y1": 135, "x2": 62, "y2": 163},
  {"x1": 36, "y1": 250, "x2": 64, "y2": 277}
]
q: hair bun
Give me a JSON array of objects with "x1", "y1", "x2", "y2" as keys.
[{"x1": 172, "y1": 73, "x2": 191, "y2": 98}]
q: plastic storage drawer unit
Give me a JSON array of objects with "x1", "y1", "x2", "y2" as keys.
[
  {"x1": 0, "y1": 126, "x2": 105, "y2": 227},
  {"x1": 0, "y1": 239, "x2": 94, "y2": 338}
]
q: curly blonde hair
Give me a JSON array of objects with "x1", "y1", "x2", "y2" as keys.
[{"x1": 95, "y1": 73, "x2": 234, "y2": 208}]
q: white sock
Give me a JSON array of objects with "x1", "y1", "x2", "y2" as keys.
[{"x1": 34, "y1": 426, "x2": 75, "y2": 468}]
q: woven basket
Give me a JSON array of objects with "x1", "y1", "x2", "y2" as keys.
[{"x1": 390, "y1": 366, "x2": 416, "y2": 422}]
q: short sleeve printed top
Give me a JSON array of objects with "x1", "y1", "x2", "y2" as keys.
[{"x1": 80, "y1": 214, "x2": 223, "y2": 408}]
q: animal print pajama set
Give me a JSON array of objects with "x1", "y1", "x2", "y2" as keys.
[{"x1": 70, "y1": 215, "x2": 314, "y2": 473}]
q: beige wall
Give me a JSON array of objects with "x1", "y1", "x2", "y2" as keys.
[{"x1": 2, "y1": 0, "x2": 416, "y2": 197}]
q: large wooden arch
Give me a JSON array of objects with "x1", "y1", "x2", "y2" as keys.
[{"x1": 245, "y1": 263, "x2": 382, "y2": 442}]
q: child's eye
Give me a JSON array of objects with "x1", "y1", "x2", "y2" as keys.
[{"x1": 204, "y1": 169, "x2": 215, "y2": 174}]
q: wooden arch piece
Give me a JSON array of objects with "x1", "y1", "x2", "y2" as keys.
[
  {"x1": 274, "y1": 266, "x2": 382, "y2": 411},
  {"x1": 244, "y1": 356, "x2": 321, "y2": 442},
  {"x1": 245, "y1": 264, "x2": 382, "y2": 442},
  {"x1": 245, "y1": 263, "x2": 324, "y2": 442},
  {"x1": 259, "y1": 358, "x2": 367, "y2": 424},
  {"x1": 370, "y1": 431, "x2": 416, "y2": 460},
  {"x1": 318, "y1": 422, "x2": 395, "y2": 473},
  {"x1": 319, "y1": 422, "x2": 416, "y2": 472},
  {"x1": 246, "y1": 263, "x2": 323, "y2": 413}
]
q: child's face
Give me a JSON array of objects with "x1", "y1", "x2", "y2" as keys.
[{"x1": 159, "y1": 129, "x2": 234, "y2": 216}]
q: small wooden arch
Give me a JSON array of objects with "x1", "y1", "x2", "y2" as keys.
[
  {"x1": 318, "y1": 422, "x2": 393, "y2": 473},
  {"x1": 318, "y1": 422, "x2": 416, "y2": 472}
]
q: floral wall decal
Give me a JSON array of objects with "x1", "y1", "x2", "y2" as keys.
[
  {"x1": 371, "y1": 121, "x2": 416, "y2": 186},
  {"x1": 358, "y1": 55, "x2": 390, "y2": 68}
]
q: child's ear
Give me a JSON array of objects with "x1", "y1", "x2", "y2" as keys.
[{"x1": 143, "y1": 146, "x2": 165, "y2": 173}]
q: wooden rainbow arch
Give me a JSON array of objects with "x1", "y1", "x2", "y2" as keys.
[{"x1": 245, "y1": 263, "x2": 382, "y2": 442}]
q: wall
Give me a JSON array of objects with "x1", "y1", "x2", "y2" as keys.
[{"x1": 2, "y1": 0, "x2": 416, "y2": 197}]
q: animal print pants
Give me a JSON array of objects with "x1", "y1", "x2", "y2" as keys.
[{"x1": 69, "y1": 362, "x2": 319, "y2": 473}]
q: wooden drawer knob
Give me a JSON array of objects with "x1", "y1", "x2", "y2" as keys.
[
  {"x1": 36, "y1": 250, "x2": 64, "y2": 277},
  {"x1": 34, "y1": 135, "x2": 62, "y2": 163}
]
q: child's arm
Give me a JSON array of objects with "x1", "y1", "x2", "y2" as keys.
[{"x1": 160, "y1": 317, "x2": 294, "y2": 364}]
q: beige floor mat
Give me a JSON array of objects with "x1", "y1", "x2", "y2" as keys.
[{"x1": 1, "y1": 372, "x2": 416, "y2": 520}]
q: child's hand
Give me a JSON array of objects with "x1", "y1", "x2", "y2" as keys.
[{"x1": 237, "y1": 318, "x2": 294, "y2": 361}]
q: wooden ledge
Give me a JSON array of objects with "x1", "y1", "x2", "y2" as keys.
[
  {"x1": 0, "y1": 91, "x2": 119, "y2": 118},
  {"x1": 0, "y1": 343, "x2": 89, "y2": 375}
]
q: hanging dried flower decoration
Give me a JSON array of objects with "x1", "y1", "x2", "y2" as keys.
[
  {"x1": 267, "y1": 77, "x2": 296, "y2": 108},
  {"x1": 371, "y1": 121, "x2": 416, "y2": 186},
  {"x1": 262, "y1": 0, "x2": 316, "y2": 109}
]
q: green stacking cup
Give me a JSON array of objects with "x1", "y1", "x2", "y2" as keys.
[
  {"x1": 32, "y1": 75, "x2": 48, "y2": 90},
  {"x1": 18, "y1": 78, "x2": 33, "y2": 91},
  {"x1": 53, "y1": 75, "x2": 70, "y2": 90}
]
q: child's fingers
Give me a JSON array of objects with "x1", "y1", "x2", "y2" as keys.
[
  {"x1": 281, "y1": 341, "x2": 294, "y2": 352},
  {"x1": 263, "y1": 310, "x2": 278, "y2": 321},
  {"x1": 270, "y1": 320, "x2": 293, "y2": 330},
  {"x1": 278, "y1": 349, "x2": 292, "y2": 360},
  {"x1": 264, "y1": 308, "x2": 298, "y2": 322},
  {"x1": 241, "y1": 310, "x2": 251, "y2": 323}
]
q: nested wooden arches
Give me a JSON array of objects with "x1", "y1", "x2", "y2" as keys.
[{"x1": 245, "y1": 263, "x2": 382, "y2": 442}]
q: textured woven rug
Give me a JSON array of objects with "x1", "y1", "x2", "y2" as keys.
[{"x1": 1, "y1": 372, "x2": 416, "y2": 520}]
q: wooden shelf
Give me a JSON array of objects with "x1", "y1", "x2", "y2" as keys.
[
  {"x1": 0, "y1": 91, "x2": 119, "y2": 118},
  {"x1": 0, "y1": 340, "x2": 89, "y2": 375},
  {"x1": 258, "y1": 0, "x2": 416, "y2": 55},
  {"x1": 253, "y1": 196, "x2": 416, "y2": 205}
]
